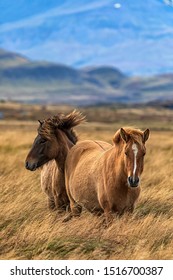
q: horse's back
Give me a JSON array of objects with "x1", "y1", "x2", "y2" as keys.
[
  {"x1": 65, "y1": 140, "x2": 111, "y2": 175},
  {"x1": 67, "y1": 139, "x2": 112, "y2": 157}
]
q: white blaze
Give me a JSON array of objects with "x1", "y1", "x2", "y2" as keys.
[{"x1": 132, "y1": 143, "x2": 138, "y2": 181}]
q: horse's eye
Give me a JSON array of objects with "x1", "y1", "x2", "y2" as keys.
[
  {"x1": 40, "y1": 138, "x2": 47, "y2": 144},
  {"x1": 143, "y1": 152, "x2": 146, "y2": 156},
  {"x1": 125, "y1": 151, "x2": 128, "y2": 156}
]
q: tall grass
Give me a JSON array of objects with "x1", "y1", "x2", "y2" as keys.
[{"x1": 0, "y1": 121, "x2": 173, "y2": 259}]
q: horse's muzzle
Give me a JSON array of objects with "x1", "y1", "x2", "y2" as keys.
[
  {"x1": 25, "y1": 161, "x2": 38, "y2": 171},
  {"x1": 128, "y1": 176, "x2": 139, "y2": 188}
]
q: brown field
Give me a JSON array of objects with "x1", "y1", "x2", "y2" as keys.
[{"x1": 0, "y1": 109, "x2": 173, "y2": 260}]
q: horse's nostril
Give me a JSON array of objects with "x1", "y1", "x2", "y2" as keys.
[
  {"x1": 128, "y1": 176, "x2": 133, "y2": 184},
  {"x1": 136, "y1": 177, "x2": 139, "y2": 184},
  {"x1": 33, "y1": 163, "x2": 37, "y2": 170},
  {"x1": 25, "y1": 162, "x2": 29, "y2": 169}
]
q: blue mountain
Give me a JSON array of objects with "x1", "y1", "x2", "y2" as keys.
[
  {"x1": 1, "y1": 48, "x2": 173, "y2": 105},
  {"x1": 0, "y1": 0, "x2": 173, "y2": 75}
]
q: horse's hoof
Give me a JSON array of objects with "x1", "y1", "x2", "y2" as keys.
[{"x1": 62, "y1": 214, "x2": 72, "y2": 222}]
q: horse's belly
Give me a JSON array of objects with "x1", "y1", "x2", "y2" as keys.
[
  {"x1": 70, "y1": 182, "x2": 101, "y2": 212},
  {"x1": 78, "y1": 195, "x2": 101, "y2": 212}
]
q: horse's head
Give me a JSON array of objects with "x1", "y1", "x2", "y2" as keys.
[
  {"x1": 113, "y1": 127, "x2": 150, "y2": 188},
  {"x1": 25, "y1": 118, "x2": 61, "y2": 171},
  {"x1": 25, "y1": 111, "x2": 85, "y2": 171}
]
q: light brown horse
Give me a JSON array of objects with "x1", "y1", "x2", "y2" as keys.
[
  {"x1": 65, "y1": 127, "x2": 150, "y2": 223},
  {"x1": 25, "y1": 110, "x2": 85, "y2": 211}
]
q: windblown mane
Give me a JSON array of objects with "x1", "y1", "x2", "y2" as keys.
[
  {"x1": 113, "y1": 127, "x2": 144, "y2": 145},
  {"x1": 38, "y1": 110, "x2": 85, "y2": 143}
]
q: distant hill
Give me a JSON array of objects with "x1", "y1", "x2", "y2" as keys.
[
  {"x1": 0, "y1": 48, "x2": 28, "y2": 68},
  {"x1": 0, "y1": 48, "x2": 173, "y2": 106}
]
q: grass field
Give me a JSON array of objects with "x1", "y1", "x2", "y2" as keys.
[{"x1": 0, "y1": 112, "x2": 173, "y2": 260}]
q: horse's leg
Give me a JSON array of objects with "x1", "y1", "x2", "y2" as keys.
[
  {"x1": 48, "y1": 197, "x2": 56, "y2": 210},
  {"x1": 98, "y1": 195, "x2": 114, "y2": 225},
  {"x1": 63, "y1": 175, "x2": 82, "y2": 221},
  {"x1": 63, "y1": 202, "x2": 82, "y2": 222},
  {"x1": 53, "y1": 188, "x2": 62, "y2": 209},
  {"x1": 71, "y1": 203, "x2": 82, "y2": 217},
  {"x1": 103, "y1": 209, "x2": 114, "y2": 225},
  {"x1": 53, "y1": 190, "x2": 69, "y2": 212},
  {"x1": 52, "y1": 171, "x2": 69, "y2": 211},
  {"x1": 127, "y1": 205, "x2": 134, "y2": 213}
]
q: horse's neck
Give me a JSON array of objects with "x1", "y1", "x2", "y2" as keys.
[
  {"x1": 104, "y1": 143, "x2": 126, "y2": 183},
  {"x1": 55, "y1": 130, "x2": 74, "y2": 172}
]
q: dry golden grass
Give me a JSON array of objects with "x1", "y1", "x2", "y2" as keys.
[{"x1": 0, "y1": 120, "x2": 173, "y2": 260}]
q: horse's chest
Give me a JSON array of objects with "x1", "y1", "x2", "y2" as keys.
[{"x1": 111, "y1": 188, "x2": 140, "y2": 213}]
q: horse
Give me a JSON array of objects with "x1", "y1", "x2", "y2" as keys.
[
  {"x1": 25, "y1": 110, "x2": 85, "y2": 211},
  {"x1": 64, "y1": 127, "x2": 150, "y2": 223}
]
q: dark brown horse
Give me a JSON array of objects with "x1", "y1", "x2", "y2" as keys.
[
  {"x1": 25, "y1": 110, "x2": 85, "y2": 211},
  {"x1": 65, "y1": 127, "x2": 150, "y2": 223}
]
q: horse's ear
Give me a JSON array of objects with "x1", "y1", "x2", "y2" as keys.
[
  {"x1": 113, "y1": 130, "x2": 121, "y2": 144},
  {"x1": 143, "y1": 129, "x2": 150, "y2": 143},
  {"x1": 120, "y1": 128, "x2": 130, "y2": 143}
]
